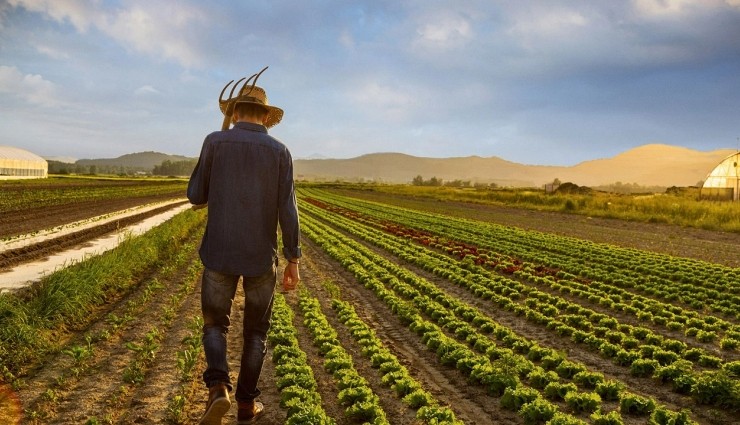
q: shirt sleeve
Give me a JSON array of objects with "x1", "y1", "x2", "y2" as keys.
[
  {"x1": 278, "y1": 147, "x2": 301, "y2": 260},
  {"x1": 187, "y1": 136, "x2": 213, "y2": 205}
]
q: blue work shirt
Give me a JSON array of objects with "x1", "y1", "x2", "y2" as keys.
[{"x1": 187, "y1": 121, "x2": 301, "y2": 276}]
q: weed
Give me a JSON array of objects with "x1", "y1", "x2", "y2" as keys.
[
  {"x1": 62, "y1": 344, "x2": 93, "y2": 366},
  {"x1": 40, "y1": 388, "x2": 58, "y2": 403},
  {"x1": 166, "y1": 394, "x2": 187, "y2": 424}
]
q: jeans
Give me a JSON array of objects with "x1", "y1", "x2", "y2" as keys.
[{"x1": 201, "y1": 265, "x2": 276, "y2": 402}]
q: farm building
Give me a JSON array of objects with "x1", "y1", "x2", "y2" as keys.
[
  {"x1": 700, "y1": 152, "x2": 740, "y2": 201},
  {"x1": 0, "y1": 145, "x2": 48, "y2": 179}
]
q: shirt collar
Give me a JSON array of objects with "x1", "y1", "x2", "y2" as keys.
[{"x1": 233, "y1": 121, "x2": 267, "y2": 133}]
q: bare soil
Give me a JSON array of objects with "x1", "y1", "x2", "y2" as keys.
[
  {"x1": 0, "y1": 200, "x2": 188, "y2": 271},
  {"x1": 0, "y1": 193, "x2": 186, "y2": 240}
]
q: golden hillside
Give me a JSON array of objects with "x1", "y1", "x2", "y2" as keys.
[{"x1": 294, "y1": 144, "x2": 735, "y2": 187}]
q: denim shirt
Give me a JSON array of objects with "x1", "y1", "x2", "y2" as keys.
[{"x1": 187, "y1": 121, "x2": 301, "y2": 276}]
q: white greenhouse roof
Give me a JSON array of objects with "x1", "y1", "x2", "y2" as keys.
[
  {"x1": 702, "y1": 152, "x2": 739, "y2": 188},
  {"x1": 0, "y1": 145, "x2": 47, "y2": 163}
]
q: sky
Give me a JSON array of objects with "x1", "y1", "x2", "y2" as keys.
[{"x1": 1, "y1": 0, "x2": 739, "y2": 166}]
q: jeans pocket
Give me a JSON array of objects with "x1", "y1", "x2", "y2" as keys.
[
  {"x1": 203, "y1": 268, "x2": 232, "y2": 285},
  {"x1": 201, "y1": 269, "x2": 238, "y2": 327}
]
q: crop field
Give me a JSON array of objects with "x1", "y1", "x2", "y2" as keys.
[
  {"x1": 1, "y1": 182, "x2": 739, "y2": 424},
  {"x1": 0, "y1": 176, "x2": 188, "y2": 239}
]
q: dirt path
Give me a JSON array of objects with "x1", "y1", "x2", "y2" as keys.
[{"x1": 204, "y1": 240, "x2": 513, "y2": 425}]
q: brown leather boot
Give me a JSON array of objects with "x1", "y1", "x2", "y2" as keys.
[
  {"x1": 237, "y1": 399, "x2": 264, "y2": 424},
  {"x1": 199, "y1": 383, "x2": 231, "y2": 425}
]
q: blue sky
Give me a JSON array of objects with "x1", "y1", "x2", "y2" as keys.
[{"x1": 1, "y1": 0, "x2": 739, "y2": 166}]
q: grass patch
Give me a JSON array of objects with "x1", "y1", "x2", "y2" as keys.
[
  {"x1": 315, "y1": 183, "x2": 740, "y2": 233},
  {"x1": 0, "y1": 209, "x2": 206, "y2": 383}
]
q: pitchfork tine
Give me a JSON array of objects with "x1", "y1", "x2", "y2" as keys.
[
  {"x1": 239, "y1": 73, "x2": 258, "y2": 96},
  {"x1": 228, "y1": 77, "x2": 247, "y2": 100},
  {"x1": 219, "y1": 79, "x2": 235, "y2": 102},
  {"x1": 244, "y1": 66, "x2": 269, "y2": 96},
  {"x1": 254, "y1": 66, "x2": 268, "y2": 82}
]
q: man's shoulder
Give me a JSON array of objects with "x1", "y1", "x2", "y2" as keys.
[
  {"x1": 204, "y1": 129, "x2": 229, "y2": 142},
  {"x1": 204, "y1": 129, "x2": 289, "y2": 153},
  {"x1": 264, "y1": 133, "x2": 288, "y2": 150}
]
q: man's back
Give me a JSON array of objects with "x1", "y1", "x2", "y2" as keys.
[{"x1": 187, "y1": 121, "x2": 299, "y2": 277}]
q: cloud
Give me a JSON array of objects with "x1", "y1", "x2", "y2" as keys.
[
  {"x1": 408, "y1": 5, "x2": 476, "y2": 53},
  {"x1": 2, "y1": 1, "x2": 739, "y2": 164},
  {"x1": 338, "y1": 29, "x2": 355, "y2": 49},
  {"x1": 347, "y1": 81, "x2": 418, "y2": 122},
  {"x1": 459, "y1": 1, "x2": 740, "y2": 81},
  {"x1": 416, "y1": 16, "x2": 472, "y2": 48},
  {"x1": 0, "y1": 65, "x2": 63, "y2": 107},
  {"x1": 631, "y1": 0, "x2": 740, "y2": 18},
  {"x1": 133, "y1": 85, "x2": 160, "y2": 96},
  {"x1": 34, "y1": 44, "x2": 71, "y2": 60},
  {"x1": 8, "y1": 0, "x2": 209, "y2": 68},
  {"x1": 8, "y1": 0, "x2": 101, "y2": 31},
  {"x1": 103, "y1": 3, "x2": 207, "y2": 68},
  {"x1": 632, "y1": 0, "x2": 697, "y2": 17},
  {"x1": 508, "y1": 8, "x2": 588, "y2": 38}
]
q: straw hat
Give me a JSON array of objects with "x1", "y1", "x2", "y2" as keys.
[
  {"x1": 218, "y1": 67, "x2": 284, "y2": 129},
  {"x1": 222, "y1": 85, "x2": 283, "y2": 128}
]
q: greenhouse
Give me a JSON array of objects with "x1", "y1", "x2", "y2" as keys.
[
  {"x1": 0, "y1": 145, "x2": 48, "y2": 179},
  {"x1": 700, "y1": 152, "x2": 740, "y2": 201}
]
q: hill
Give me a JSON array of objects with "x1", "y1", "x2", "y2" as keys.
[
  {"x1": 294, "y1": 144, "x2": 735, "y2": 188},
  {"x1": 76, "y1": 151, "x2": 194, "y2": 170},
  {"x1": 70, "y1": 144, "x2": 734, "y2": 187}
]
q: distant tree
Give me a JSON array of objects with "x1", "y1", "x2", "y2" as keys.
[
  {"x1": 153, "y1": 159, "x2": 197, "y2": 176},
  {"x1": 666, "y1": 186, "x2": 682, "y2": 195},
  {"x1": 444, "y1": 179, "x2": 471, "y2": 188},
  {"x1": 47, "y1": 160, "x2": 71, "y2": 174},
  {"x1": 411, "y1": 175, "x2": 444, "y2": 186},
  {"x1": 555, "y1": 182, "x2": 592, "y2": 195}
]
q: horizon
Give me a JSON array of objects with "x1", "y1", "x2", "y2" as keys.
[
  {"x1": 41, "y1": 142, "x2": 737, "y2": 168},
  {"x1": 2, "y1": 1, "x2": 740, "y2": 166}
]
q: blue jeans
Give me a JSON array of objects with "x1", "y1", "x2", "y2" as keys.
[{"x1": 201, "y1": 265, "x2": 276, "y2": 402}]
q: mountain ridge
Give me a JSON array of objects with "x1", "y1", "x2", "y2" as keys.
[
  {"x1": 66, "y1": 144, "x2": 735, "y2": 187},
  {"x1": 293, "y1": 143, "x2": 736, "y2": 187},
  {"x1": 76, "y1": 151, "x2": 192, "y2": 169}
]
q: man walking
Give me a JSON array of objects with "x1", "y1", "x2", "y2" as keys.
[{"x1": 188, "y1": 67, "x2": 301, "y2": 424}]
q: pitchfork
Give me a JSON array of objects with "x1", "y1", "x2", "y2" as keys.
[{"x1": 218, "y1": 66, "x2": 268, "y2": 131}]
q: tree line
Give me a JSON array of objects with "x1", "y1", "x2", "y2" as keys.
[
  {"x1": 152, "y1": 159, "x2": 198, "y2": 176},
  {"x1": 411, "y1": 175, "x2": 499, "y2": 188},
  {"x1": 47, "y1": 159, "x2": 197, "y2": 176}
]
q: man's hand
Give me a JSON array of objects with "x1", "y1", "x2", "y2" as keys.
[
  {"x1": 191, "y1": 203, "x2": 207, "y2": 210},
  {"x1": 282, "y1": 261, "x2": 300, "y2": 291}
]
